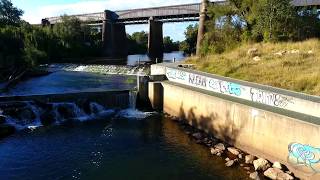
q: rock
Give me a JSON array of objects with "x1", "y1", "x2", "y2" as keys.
[
  {"x1": 263, "y1": 168, "x2": 294, "y2": 180},
  {"x1": 192, "y1": 132, "x2": 202, "y2": 140},
  {"x1": 244, "y1": 167, "x2": 251, "y2": 171},
  {"x1": 195, "y1": 140, "x2": 202, "y2": 144},
  {"x1": 247, "y1": 48, "x2": 259, "y2": 57},
  {"x1": 249, "y1": 172, "x2": 260, "y2": 180},
  {"x1": 0, "y1": 124, "x2": 15, "y2": 138},
  {"x1": 216, "y1": 152, "x2": 222, "y2": 156},
  {"x1": 228, "y1": 147, "x2": 240, "y2": 156},
  {"x1": 210, "y1": 148, "x2": 219, "y2": 155},
  {"x1": 308, "y1": 50, "x2": 313, "y2": 54},
  {"x1": 238, "y1": 154, "x2": 243, "y2": 159},
  {"x1": 214, "y1": 143, "x2": 225, "y2": 152},
  {"x1": 225, "y1": 160, "x2": 235, "y2": 167},
  {"x1": 0, "y1": 115, "x2": 6, "y2": 124},
  {"x1": 253, "y1": 56, "x2": 261, "y2": 62},
  {"x1": 253, "y1": 158, "x2": 270, "y2": 171},
  {"x1": 290, "y1": 49, "x2": 299, "y2": 54},
  {"x1": 245, "y1": 155, "x2": 256, "y2": 164},
  {"x1": 274, "y1": 51, "x2": 286, "y2": 56},
  {"x1": 272, "y1": 162, "x2": 282, "y2": 170},
  {"x1": 40, "y1": 110, "x2": 56, "y2": 126},
  {"x1": 225, "y1": 158, "x2": 230, "y2": 162}
]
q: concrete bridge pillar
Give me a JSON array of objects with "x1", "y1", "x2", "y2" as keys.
[
  {"x1": 196, "y1": 0, "x2": 208, "y2": 56},
  {"x1": 102, "y1": 10, "x2": 128, "y2": 57},
  {"x1": 148, "y1": 17, "x2": 164, "y2": 61}
]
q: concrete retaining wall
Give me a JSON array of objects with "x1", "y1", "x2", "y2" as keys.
[{"x1": 150, "y1": 63, "x2": 320, "y2": 179}]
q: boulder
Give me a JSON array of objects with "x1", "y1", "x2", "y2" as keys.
[
  {"x1": 272, "y1": 162, "x2": 282, "y2": 170},
  {"x1": 290, "y1": 49, "x2": 299, "y2": 54},
  {"x1": 245, "y1": 155, "x2": 256, "y2": 164},
  {"x1": 0, "y1": 115, "x2": 6, "y2": 124},
  {"x1": 274, "y1": 51, "x2": 286, "y2": 56},
  {"x1": 0, "y1": 124, "x2": 15, "y2": 138},
  {"x1": 225, "y1": 160, "x2": 235, "y2": 167},
  {"x1": 253, "y1": 56, "x2": 261, "y2": 62},
  {"x1": 238, "y1": 154, "x2": 243, "y2": 159},
  {"x1": 263, "y1": 168, "x2": 294, "y2": 180},
  {"x1": 214, "y1": 143, "x2": 225, "y2": 151},
  {"x1": 253, "y1": 158, "x2": 270, "y2": 171},
  {"x1": 192, "y1": 132, "x2": 202, "y2": 140},
  {"x1": 249, "y1": 172, "x2": 260, "y2": 180},
  {"x1": 40, "y1": 110, "x2": 56, "y2": 126},
  {"x1": 308, "y1": 50, "x2": 313, "y2": 54},
  {"x1": 227, "y1": 147, "x2": 240, "y2": 156},
  {"x1": 247, "y1": 48, "x2": 259, "y2": 57}
]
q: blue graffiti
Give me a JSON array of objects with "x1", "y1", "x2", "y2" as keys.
[
  {"x1": 228, "y1": 83, "x2": 241, "y2": 96},
  {"x1": 220, "y1": 82, "x2": 242, "y2": 96},
  {"x1": 288, "y1": 143, "x2": 320, "y2": 172}
]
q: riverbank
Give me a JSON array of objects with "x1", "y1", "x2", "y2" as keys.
[{"x1": 185, "y1": 39, "x2": 320, "y2": 96}]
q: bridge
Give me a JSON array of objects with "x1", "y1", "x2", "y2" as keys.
[{"x1": 42, "y1": 0, "x2": 320, "y2": 59}]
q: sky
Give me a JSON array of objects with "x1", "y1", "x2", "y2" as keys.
[{"x1": 12, "y1": 0, "x2": 199, "y2": 41}]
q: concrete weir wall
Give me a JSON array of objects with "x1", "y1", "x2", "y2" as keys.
[
  {"x1": 0, "y1": 90, "x2": 130, "y2": 109},
  {"x1": 150, "y1": 63, "x2": 320, "y2": 179}
]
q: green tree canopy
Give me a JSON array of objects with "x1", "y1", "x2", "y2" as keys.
[{"x1": 0, "y1": 0, "x2": 23, "y2": 26}]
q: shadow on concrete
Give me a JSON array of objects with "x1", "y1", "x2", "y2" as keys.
[{"x1": 178, "y1": 102, "x2": 243, "y2": 146}]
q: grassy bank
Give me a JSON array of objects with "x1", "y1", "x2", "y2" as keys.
[{"x1": 186, "y1": 39, "x2": 320, "y2": 96}]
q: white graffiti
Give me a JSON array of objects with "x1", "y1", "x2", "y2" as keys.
[{"x1": 250, "y1": 88, "x2": 294, "y2": 108}]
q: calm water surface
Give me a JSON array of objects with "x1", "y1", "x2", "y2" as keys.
[{"x1": 0, "y1": 114, "x2": 249, "y2": 180}]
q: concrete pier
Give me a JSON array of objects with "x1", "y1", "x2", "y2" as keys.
[
  {"x1": 148, "y1": 18, "x2": 164, "y2": 61},
  {"x1": 102, "y1": 10, "x2": 128, "y2": 57}
]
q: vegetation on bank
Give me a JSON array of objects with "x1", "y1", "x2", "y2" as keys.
[
  {"x1": 186, "y1": 39, "x2": 320, "y2": 96},
  {"x1": 184, "y1": 0, "x2": 320, "y2": 96}
]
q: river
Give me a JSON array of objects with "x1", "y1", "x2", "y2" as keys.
[{"x1": 0, "y1": 52, "x2": 250, "y2": 180}]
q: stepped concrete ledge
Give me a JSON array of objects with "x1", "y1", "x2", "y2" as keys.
[
  {"x1": 0, "y1": 90, "x2": 131, "y2": 109},
  {"x1": 150, "y1": 63, "x2": 320, "y2": 180}
]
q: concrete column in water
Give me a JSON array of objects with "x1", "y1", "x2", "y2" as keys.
[
  {"x1": 102, "y1": 10, "x2": 128, "y2": 57},
  {"x1": 196, "y1": 0, "x2": 208, "y2": 56},
  {"x1": 148, "y1": 17, "x2": 164, "y2": 61}
]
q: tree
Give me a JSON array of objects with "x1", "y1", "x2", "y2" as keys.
[
  {"x1": 163, "y1": 36, "x2": 179, "y2": 52},
  {"x1": 127, "y1": 31, "x2": 148, "y2": 54},
  {"x1": 0, "y1": 0, "x2": 23, "y2": 26},
  {"x1": 180, "y1": 24, "x2": 198, "y2": 55}
]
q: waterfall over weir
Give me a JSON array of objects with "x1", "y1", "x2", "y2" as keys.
[{"x1": 0, "y1": 90, "x2": 154, "y2": 131}]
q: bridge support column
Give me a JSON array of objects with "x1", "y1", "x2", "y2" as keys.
[
  {"x1": 102, "y1": 10, "x2": 127, "y2": 57},
  {"x1": 196, "y1": 0, "x2": 208, "y2": 56},
  {"x1": 148, "y1": 18, "x2": 164, "y2": 62}
]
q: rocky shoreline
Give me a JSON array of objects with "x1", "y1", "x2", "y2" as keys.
[{"x1": 166, "y1": 114, "x2": 298, "y2": 180}]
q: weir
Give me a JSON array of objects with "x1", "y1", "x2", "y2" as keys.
[{"x1": 148, "y1": 63, "x2": 320, "y2": 180}]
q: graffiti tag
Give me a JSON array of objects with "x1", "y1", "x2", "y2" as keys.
[
  {"x1": 288, "y1": 143, "x2": 320, "y2": 172},
  {"x1": 189, "y1": 74, "x2": 207, "y2": 88},
  {"x1": 250, "y1": 88, "x2": 294, "y2": 108},
  {"x1": 166, "y1": 69, "x2": 187, "y2": 81}
]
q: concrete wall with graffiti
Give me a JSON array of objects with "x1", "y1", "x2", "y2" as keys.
[{"x1": 165, "y1": 67, "x2": 320, "y2": 118}]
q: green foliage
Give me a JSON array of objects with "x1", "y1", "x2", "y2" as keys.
[
  {"x1": 0, "y1": 0, "x2": 23, "y2": 27},
  {"x1": 127, "y1": 31, "x2": 148, "y2": 54},
  {"x1": 163, "y1": 36, "x2": 179, "y2": 52},
  {"x1": 199, "y1": 0, "x2": 320, "y2": 56},
  {"x1": 180, "y1": 24, "x2": 198, "y2": 55}
]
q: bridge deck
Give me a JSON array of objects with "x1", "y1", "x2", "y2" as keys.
[{"x1": 45, "y1": 0, "x2": 320, "y2": 25}]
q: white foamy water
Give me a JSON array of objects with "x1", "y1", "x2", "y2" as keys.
[{"x1": 44, "y1": 64, "x2": 149, "y2": 76}]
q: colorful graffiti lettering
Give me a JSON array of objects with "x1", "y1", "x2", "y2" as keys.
[
  {"x1": 189, "y1": 74, "x2": 207, "y2": 88},
  {"x1": 166, "y1": 69, "x2": 187, "y2": 81},
  {"x1": 288, "y1": 143, "x2": 320, "y2": 172},
  {"x1": 250, "y1": 88, "x2": 294, "y2": 108}
]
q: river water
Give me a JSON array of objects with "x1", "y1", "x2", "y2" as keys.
[
  {"x1": 0, "y1": 114, "x2": 249, "y2": 180},
  {"x1": 0, "y1": 52, "x2": 250, "y2": 180}
]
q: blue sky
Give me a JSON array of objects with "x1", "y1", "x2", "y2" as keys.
[{"x1": 12, "y1": 0, "x2": 199, "y2": 41}]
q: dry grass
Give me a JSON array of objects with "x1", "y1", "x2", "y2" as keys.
[{"x1": 185, "y1": 39, "x2": 320, "y2": 96}]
